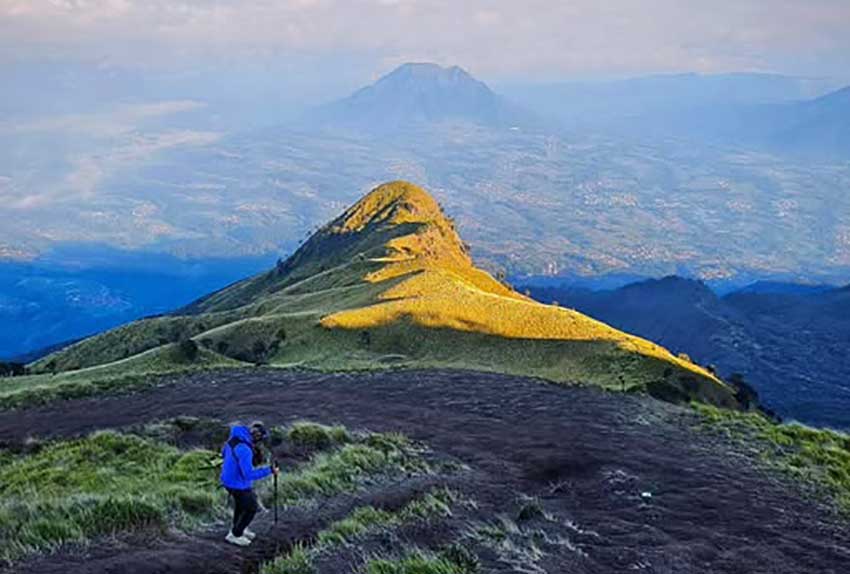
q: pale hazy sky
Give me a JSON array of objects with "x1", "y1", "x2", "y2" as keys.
[{"x1": 2, "y1": 0, "x2": 850, "y2": 82}]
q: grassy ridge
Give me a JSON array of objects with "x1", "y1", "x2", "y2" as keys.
[
  {"x1": 20, "y1": 181, "x2": 738, "y2": 411},
  {"x1": 0, "y1": 343, "x2": 241, "y2": 410},
  {"x1": 692, "y1": 403, "x2": 850, "y2": 512}
]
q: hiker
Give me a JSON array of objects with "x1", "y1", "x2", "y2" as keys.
[{"x1": 220, "y1": 422, "x2": 279, "y2": 546}]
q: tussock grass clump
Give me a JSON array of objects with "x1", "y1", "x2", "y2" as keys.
[
  {"x1": 317, "y1": 488, "x2": 458, "y2": 547},
  {"x1": 136, "y1": 416, "x2": 230, "y2": 447},
  {"x1": 692, "y1": 403, "x2": 850, "y2": 511},
  {"x1": 317, "y1": 506, "x2": 395, "y2": 547},
  {"x1": 267, "y1": 434, "x2": 428, "y2": 507},
  {"x1": 261, "y1": 543, "x2": 313, "y2": 574},
  {"x1": 365, "y1": 548, "x2": 480, "y2": 574},
  {"x1": 287, "y1": 422, "x2": 351, "y2": 451},
  {"x1": 515, "y1": 495, "x2": 547, "y2": 522},
  {"x1": 260, "y1": 488, "x2": 461, "y2": 574},
  {"x1": 0, "y1": 432, "x2": 221, "y2": 562}
]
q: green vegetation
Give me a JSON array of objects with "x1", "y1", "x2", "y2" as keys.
[
  {"x1": 135, "y1": 416, "x2": 230, "y2": 446},
  {"x1": 260, "y1": 488, "x2": 462, "y2": 574},
  {"x1": 0, "y1": 421, "x2": 428, "y2": 566},
  {"x1": 16, "y1": 181, "x2": 737, "y2": 412},
  {"x1": 288, "y1": 421, "x2": 351, "y2": 450},
  {"x1": 472, "y1": 514, "x2": 563, "y2": 571},
  {"x1": 267, "y1": 436, "x2": 428, "y2": 508},
  {"x1": 0, "y1": 343, "x2": 241, "y2": 410},
  {"x1": 318, "y1": 488, "x2": 456, "y2": 546},
  {"x1": 515, "y1": 495, "x2": 547, "y2": 522},
  {"x1": 0, "y1": 432, "x2": 221, "y2": 562},
  {"x1": 262, "y1": 543, "x2": 313, "y2": 574},
  {"x1": 316, "y1": 506, "x2": 396, "y2": 547},
  {"x1": 692, "y1": 403, "x2": 850, "y2": 511},
  {"x1": 365, "y1": 548, "x2": 480, "y2": 574}
]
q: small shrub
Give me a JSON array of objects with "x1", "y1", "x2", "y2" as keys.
[
  {"x1": 83, "y1": 496, "x2": 166, "y2": 534},
  {"x1": 359, "y1": 330, "x2": 372, "y2": 347},
  {"x1": 261, "y1": 542, "x2": 313, "y2": 574},
  {"x1": 363, "y1": 432, "x2": 410, "y2": 453},
  {"x1": 287, "y1": 422, "x2": 351, "y2": 450},
  {"x1": 516, "y1": 496, "x2": 545, "y2": 522},
  {"x1": 400, "y1": 489, "x2": 456, "y2": 521},
  {"x1": 317, "y1": 506, "x2": 395, "y2": 546},
  {"x1": 440, "y1": 544, "x2": 481, "y2": 574},
  {"x1": 252, "y1": 340, "x2": 268, "y2": 364},
  {"x1": 0, "y1": 362, "x2": 28, "y2": 377},
  {"x1": 366, "y1": 548, "x2": 479, "y2": 574}
]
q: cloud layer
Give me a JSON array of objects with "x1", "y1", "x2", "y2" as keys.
[{"x1": 2, "y1": 0, "x2": 850, "y2": 79}]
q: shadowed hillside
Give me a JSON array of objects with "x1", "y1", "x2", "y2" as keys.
[
  {"x1": 523, "y1": 276, "x2": 850, "y2": 428},
  {"x1": 21, "y1": 182, "x2": 738, "y2": 408}
]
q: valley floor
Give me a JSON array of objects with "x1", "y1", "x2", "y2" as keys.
[{"x1": 1, "y1": 368, "x2": 848, "y2": 574}]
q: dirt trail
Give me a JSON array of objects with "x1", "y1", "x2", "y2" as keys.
[{"x1": 2, "y1": 368, "x2": 849, "y2": 574}]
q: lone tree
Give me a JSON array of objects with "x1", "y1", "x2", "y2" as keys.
[
  {"x1": 728, "y1": 372, "x2": 760, "y2": 412},
  {"x1": 0, "y1": 362, "x2": 28, "y2": 377},
  {"x1": 252, "y1": 340, "x2": 268, "y2": 364},
  {"x1": 178, "y1": 339, "x2": 199, "y2": 362}
]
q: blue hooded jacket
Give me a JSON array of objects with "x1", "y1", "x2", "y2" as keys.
[{"x1": 220, "y1": 425, "x2": 273, "y2": 490}]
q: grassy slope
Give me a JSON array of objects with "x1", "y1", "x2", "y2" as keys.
[
  {"x1": 19, "y1": 181, "x2": 737, "y2": 409},
  {"x1": 692, "y1": 403, "x2": 850, "y2": 512},
  {"x1": 0, "y1": 344, "x2": 241, "y2": 409},
  {"x1": 0, "y1": 431, "x2": 220, "y2": 562},
  {"x1": 0, "y1": 421, "x2": 425, "y2": 564}
]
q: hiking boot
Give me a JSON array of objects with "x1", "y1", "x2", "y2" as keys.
[
  {"x1": 243, "y1": 528, "x2": 256, "y2": 540},
  {"x1": 225, "y1": 531, "x2": 252, "y2": 547}
]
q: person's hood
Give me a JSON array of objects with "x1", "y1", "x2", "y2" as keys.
[{"x1": 229, "y1": 425, "x2": 253, "y2": 444}]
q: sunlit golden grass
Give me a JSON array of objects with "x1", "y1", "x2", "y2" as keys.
[
  {"x1": 334, "y1": 181, "x2": 445, "y2": 233},
  {"x1": 322, "y1": 267, "x2": 717, "y2": 382},
  {"x1": 20, "y1": 180, "x2": 737, "y2": 410}
]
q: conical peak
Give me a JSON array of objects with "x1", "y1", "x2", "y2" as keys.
[{"x1": 333, "y1": 181, "x2": 446, "y2": 234}]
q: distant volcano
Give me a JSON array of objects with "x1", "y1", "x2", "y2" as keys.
[{"x1": 310, "y1": 63, "x2": 534, "y2": 130}]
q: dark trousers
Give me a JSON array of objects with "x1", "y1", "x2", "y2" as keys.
[{"x1": 227, "y1": 488, "x2": 258, "y2": 537}]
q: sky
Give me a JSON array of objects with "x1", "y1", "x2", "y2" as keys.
[
  {"x1": 0, "y1": 0, "x2": 849, "y2": 279},
  {"x1": 2, "y1": 0, "x2": 850, "y2": 87}
]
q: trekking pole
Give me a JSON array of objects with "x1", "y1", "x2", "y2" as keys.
[{"x1": 273, "y1": 460, "x2": 279, "y2": 526}]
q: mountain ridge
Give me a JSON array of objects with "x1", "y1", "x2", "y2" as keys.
[
  {"x1": 28, "y1": 181, "x2": 739, "y2": 409},
  {"x1": 522, "y1": 275, "x2": 850, "y2": 428}
]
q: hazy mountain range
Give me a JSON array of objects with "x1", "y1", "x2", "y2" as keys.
[
  {"x1": 2, "y1": 63, "x2": 850, "y2": 365},
  {"x1": 2, "y1": 63, "x2": 849, "y2": 276},
  {"x1": 503, "y1": 72, "x2": 850, "y2": 157}
]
